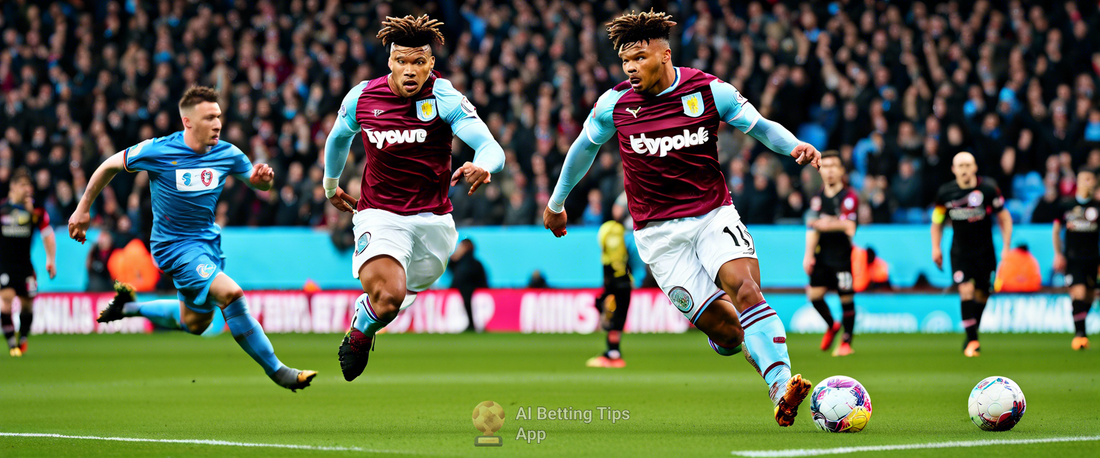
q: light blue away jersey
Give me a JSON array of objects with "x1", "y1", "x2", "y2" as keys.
[{"x1": 123, "y1": 131, "x2": 253, "y2": 245}]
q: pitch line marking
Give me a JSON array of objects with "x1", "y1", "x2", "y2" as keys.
[
  {"x1": 731, "y1": 435, "x2": 1100, "y2": 457},
  {"x1": 0, "y1": 432, "x2": 416, "y2": 454}
]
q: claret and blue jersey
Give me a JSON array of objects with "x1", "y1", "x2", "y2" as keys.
[{"x1": 123, "y1": 131, "x2": 254, "y2": 309}]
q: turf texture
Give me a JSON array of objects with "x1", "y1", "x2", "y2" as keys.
[{"x1": 0, "y1": 332, "x2": 1096, "y2": 457}]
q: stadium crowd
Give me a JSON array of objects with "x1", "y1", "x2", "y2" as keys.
[{"x1": 1, "y1": 0, "x2": 1099, "y2": 252}]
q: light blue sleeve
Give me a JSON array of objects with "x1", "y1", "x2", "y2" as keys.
[
  {"x1": 710, "y1": 80, "x2": 799, "y2": 155},
  {"x1": 582, "y1": 88, "x2": 621, "y2": 145},
  {"x1": 324, "y1": 81, "x2": 368, "y2": 180},
  {"x1": 434, "y1": 78, "x2": 482, "y2": 135},
  {"x1": 226, "y1": 144, "x2": 253, "y2": 176},
  {"x1": 123, "y1": 137, "x2": 171, "y2": 173},
  {"x1": 547, "y1": 89, "x2": 623, "y2": 213},
  {"x1": 433, "y1": 78, "x2": 505, "y2": 173},
  {"x1": 454, "y1": 122, "x2": 505, "y2": 173}
]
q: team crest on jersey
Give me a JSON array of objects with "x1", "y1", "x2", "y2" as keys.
[
  {"x1": 416, "y1": 98, "x2": 437, "y2": 121},
  {"x1": 681, "y1": 92, "x2": 704, "y2": 117},
  {"x1": 967, "y1": 190, "x2": 983, "y2": 207},
  {"x1": 201, "y1": 170, "x2": 213, "y2": 186},
  {"x1": 668, "y1": 286, "x2": 693, "y2": 313},
  {"x1": 373, "y1": 109, "x2": 384, "y2": 117}
]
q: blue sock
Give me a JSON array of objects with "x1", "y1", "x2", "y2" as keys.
[
  {"x1": 222, "y1": 297, "x2": 283, "y2": 376},
  {"x1": 739, "y1": 300, "x2": 793, "y2": 404},
  {"x1": 124, "y1": 300, "x2": 184, "y2": 331},
  {"x1": 124, "y1": 300, "x2": 226, "y2": 336},
  {"x1": 352, "y1": 293, "x2": 391, "y2": 336}
]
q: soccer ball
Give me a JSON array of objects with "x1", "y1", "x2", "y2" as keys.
[
  {"x1": 810, "y1": 375, "x2": 872, "y2": 433},
  {"x1": 968, "y1": 376, "x2": 1026, "y2": 431}
]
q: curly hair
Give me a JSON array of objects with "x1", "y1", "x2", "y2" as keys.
[
  {"x1": 607, "y1": 10, "x2": 677, "y2": 52},
  {"x1": 377, "y1": 14, "x2": 445, "y2": 49}
]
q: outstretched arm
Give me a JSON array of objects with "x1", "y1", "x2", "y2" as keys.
[
  {"x1": 451, "y1": 121, "x2": 505, "y2": 195},
  {"x1": 544, "y1": 134, "x2": 603, "y2": 237},
  {"x1": 323, "y1": 82, "x2": 368, "y2": 213},
  {"x1": 68, "y1": 152, "x2": 126, "y2": 243},
  {"x1": 711, "y1": 80, "x2": 820, "y2": 168}
]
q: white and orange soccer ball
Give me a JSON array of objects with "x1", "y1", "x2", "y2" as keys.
[
  {"x1": 810, "y1": 375, "x2": 872, "y2": 433},
  {"x1": 968, "y1": 376, "x2": 1026, "y2": 431}
]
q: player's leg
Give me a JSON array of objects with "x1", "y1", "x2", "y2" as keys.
[
  {"x1": 699, "y1": 207, "x2": 809, "y2": 426},
  {"x1": 207, "y1": 272, "x2": 315, "y2": 391},
  {"x1": 340, "y1": 210, "x2": 428, "y2": 381},
  {"x1": 713, "y1": 257, "x2": 810, "y2": 426},
  {"x1": 834, "y1": 267, "x2": 856, "y2": 356},
  {"x1": 808, "y1": 273, "x2": 839, "y2": 351},
  {"x1": 1069, "y1": 260, "x2": 1094, "y2": 350},
  {"x1": 587, "y1": 284, "x2": 630, "y2": 368},
  {"x1": 1, "y1": 287, "x2": 18, "y2": 356},
  {"x1": 957, "y1": 278, "x2": 981, "y2": 357},
  {"x1": 98, "y1": 280, "x2": 193, "y2": 329},
  {"x1": 16, "y1": 295, "x2": 33, "y2": 353}
]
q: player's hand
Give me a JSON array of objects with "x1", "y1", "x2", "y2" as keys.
[
  {"x1": 328, "y1": 187, "x2": 358, "y2": 213},
  {"x1": 68, "y1": 210, "x2": 91, "y2": 244},
  {"x1": 450, "y1": 162, "x2": 491, "y2": 195},
  {"x1": 803, "y1": 255, "x2": 815, "y2": 275},
  {"x1": 932, "y1": 247, "x2": 943, "y2": 270},
  {"x1": 790, "y1": 142, "x2": 821, "y2": 169},
  {"x1": 543, "y1": 207, "x2": 568, "y2": 237},
  {"x1": 1053, "y1": 253, "x2": 1066, "y2": 273},
  {"x1": 250, "y1": 164, "x2": 275, "y2": 190},
  {"x1": 46, "y1": 261, "x2": 56, "y2": 279},
  {"x1": 23, "y1": 196, "x2": 34, "y2": 212}
]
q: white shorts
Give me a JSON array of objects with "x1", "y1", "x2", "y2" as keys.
[
  {"x1": 352, "y1": 209, "x2": 459, "y2": 292},
  {"x1": 634, "y1": 205, "x2": 758, "y2": 323}
]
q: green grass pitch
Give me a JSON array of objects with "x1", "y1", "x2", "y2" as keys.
[{"x1": 0, "y1": 332, "x2": 1097, "y2": 457}]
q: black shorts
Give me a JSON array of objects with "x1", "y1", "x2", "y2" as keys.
[
  {"x1": 1065, "y1": 258, "x2": 1100, "y2": 288},
  {"x1": 950, "y1": 253, "x2": 996, "y2": 293},
  {"x1": 809, "y1": 260, "x2": 854, "y2": 294},
  {"x1": 0, "y1": 267, "x2": 37, "y2": 298}
]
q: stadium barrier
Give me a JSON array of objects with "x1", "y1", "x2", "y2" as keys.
[
  {"x1": 35, "y1": 225, "x2": 1057, "y2": 292},
  {"x1": 13, "y1": 290, "x2": 1098, "y2": 336}
]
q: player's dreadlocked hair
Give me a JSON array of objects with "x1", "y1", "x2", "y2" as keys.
[
  {"x1": 606, "y1": 10, "x2": 677, "y2": 52},
  {"x1": 377, "y1": 15, "x2": 445, "y2": 49}
]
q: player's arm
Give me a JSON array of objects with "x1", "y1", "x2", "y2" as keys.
[
  {"x1": 997, "y1": 208, "x2": 1013, "y2": 261},
  {"x1": 812, "y1": 218, "x2": 856, "y2": 234},
  {"x1": 1052, "y1": 219, "x2": 1065, "y2": 272},
  {"x1": 322, "y1": 81, "x2": 368, "y2": 213},
  {"x1": 544, "y1": 90, "x2": 618, "y2": 237},
  {"x1": 930, "y1": 204, "x2": 946, "y2": 270},
  {"x1": 438, "y1": 83, "x2": 505, "y2": 195},
  {"x1": 229, "y1": 147, "x2": 275, "y2": 192},
  {"x1": 990, "y1": 184, "x2": 1012, "y2": 261},
  {"x1": 37, "y1": 209, "x2": 56, "y2": 279},
  {"x1": 804, "y1": 229, "x2": 819, "y2": 276},
  {"x1": 710, "y1": 80, "x2": 820, "y2": 169},
  {"x1": 69, "y1": 152, "x2": 127, "y2": 243}
]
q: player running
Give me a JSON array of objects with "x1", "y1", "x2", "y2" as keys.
[
  {"x1": 322, "y1": 15, "x2": 505, "y2": 382},
  {"x1": 931, "y1": 151, "x2": 1012, "y2": 357},
  {"x1": 804, "y1": 151, "x2": 859, "y2": 357},
  {"x1": 68, "y1": 86, "x2": 316, "y2": 391},
  {"x1": 544, "y1": 11, "x2": 821, "y2": 427},
  {"x1": 1052, "y1": 167, "x2": 1098, "y2": 350},
  {"x1": 587, "y1": 195, "x2": 632, "y2": 368},
  {"x1": 1, "y1": 168, "x2": 57, "y2": 357}
]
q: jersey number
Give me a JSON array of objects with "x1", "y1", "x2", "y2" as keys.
[{"x1": 723, "y1": 224, "x2": 754, "y2": 251}]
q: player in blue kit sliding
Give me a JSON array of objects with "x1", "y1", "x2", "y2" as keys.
[{"x1": 68, "y1": 86, "x2": 316, "y2": 391}]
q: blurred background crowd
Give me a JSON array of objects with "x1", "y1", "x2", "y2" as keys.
[{"x1": 2, "y1": 0, "x2": 1099, "y2": 254}]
